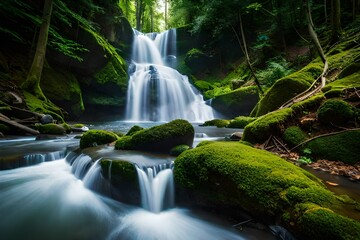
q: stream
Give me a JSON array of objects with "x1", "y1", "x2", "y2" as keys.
[{"x1": 0, "y1": 122, "x2": 277, "y2": 240}]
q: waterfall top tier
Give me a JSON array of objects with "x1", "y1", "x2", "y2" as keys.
[{"x1": 126, "y1": 29, "x2": 214, "y2": 122}]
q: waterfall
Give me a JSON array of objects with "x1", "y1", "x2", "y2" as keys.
[
  {"x1": 126, "y1": 29, "x2": 214, "y2": 122},
  {"x1": 136, "y1": 163, "x2": 174, "y2": 213}
]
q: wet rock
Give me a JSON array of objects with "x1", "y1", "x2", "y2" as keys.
[
  {"x1": 40, "y1": 114, "x2": 54, "y2": 124},
  {"x1": 230, "y1": 132, "x2": 242, "y2": 141}
]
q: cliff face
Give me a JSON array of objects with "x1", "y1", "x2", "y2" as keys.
[{"x1": 0, "y1": 1, "x2": 133, "y2": 121}]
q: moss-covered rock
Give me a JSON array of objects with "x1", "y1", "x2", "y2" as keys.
[
  {"x1": 23, "y1": 91, "x2": 66, "y2": 122},
  {"x1": 170, "y1": 144, "x2": 190, "y2": 156},
  {"x1": 36, "y1": 123, "x2": 66, "y2": 135},
  {"x1": 227, "y1": 116, "x2": 257, "y2": 129},
  {"x1": 100, "y1": 159, "x2": 139, "y2": 204},
  {"x1": 200, "y1": 119, "x2": 230, "y2": 128},
  {"x1": 125, "y1": 125, "x2": 144, "y2": 136},
  {"x1": 115, "y1": 119, "x2": 194, "y2": 153},
  {"x1": 291, "y1": 203, "x2": 360, "y2": 240},
  {"x1": 80, "y1": 129, "x2": 119, "y2": 149},
  {"x1": 252, "y1": 61, "x2": 323, "y2": 117},
  {"x1": 211, "y1": 86, "x2": 259, "y2": 118},
  {"x1": 41, "y1": 67, "x2": 84, "y2": 118},
  {"x1": 174, "y1": 142, "x2": 360, "y2": 239},
  {"x1": 304, "y1": 130, "x2": 360, "y2": 164},
  {"x1": 317, "y1": 99, "x2": 354, "y2": 126},
  {"x1": 283, "y1": 126, "x2": 309, "y2": 148},
  {"x1": 291, "y1": 94, "x2": 326, "y2": 115},
  {"x1": 242, "y1": 108, "x2": 294, "y2": 143}
]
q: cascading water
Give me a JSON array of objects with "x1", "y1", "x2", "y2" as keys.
[
  {"x1": 136, "y1": 163, "x2": 174, "y2": 213},
  {"x1": 125, "y1": 29, "x2": 214, "y2": 122}
]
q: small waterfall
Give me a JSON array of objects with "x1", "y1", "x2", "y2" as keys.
[
  {"x1": 126, "y1": 29, "x2": 214, "y2": 122},
  {"x1": 136, "y1": 163, "x2": 174, "y2": 213},
  {"x1": 71, "y1": 153, "x2": 93, "y2": 179},
  {"x1": 23, "y1": 150, "x2": 66, "y2": 166}
]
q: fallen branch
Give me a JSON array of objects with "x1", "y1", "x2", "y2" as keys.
[
  {"x1": 290, "y1": 128, "x2": 360, "y2": 151},
  {"x1": 0, "y1": 114, "x2": 39, "y2": 135}
]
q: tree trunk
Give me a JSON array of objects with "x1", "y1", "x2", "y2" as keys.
[
  {"x1": 22, "y1": 0, "x2": 53, "y2": 100},
  {"x1": 324, "y1": 0, "x2": 328, "y2": 23},
  {"x1": 330, "y1": 0, "x2": 341, "y2": 43},
  {"x1": 136, "y1": 0, "x2": 143, "y2": 31},
  {"x1": 238, "y1": 13, "x2": 264, "y2": 95}
]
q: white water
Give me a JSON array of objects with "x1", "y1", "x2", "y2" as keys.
[{"x1": 125, "y1": 29, "x2": 214, "y2": 122}]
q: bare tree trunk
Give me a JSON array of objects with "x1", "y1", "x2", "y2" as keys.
[
  {"x1": 136, "y1": 0, "x2": 143, "y2": 31},
  {"x1": 330, "y1": 0, "x2": 341, "y2": 43},
  {"x1": 22, "y1": 0, "x2": 53, "y2": 100},
  {"x1": 239, "y1": 13, "x2": 264, "y2": 95},
  {"x1": 324, "y1": 0, "x2": 328, "y2": 23}
]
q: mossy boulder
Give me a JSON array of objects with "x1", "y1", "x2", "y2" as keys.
[
  {"x1": 252, "y1": 61, "x2": 322, "y2": 117},
  {"x1": 242, "y1": 108, "x2": 294, "y2": 143},
  {"x1": 170, "y1": 144, "x2": 190, "y2": 156},
  {"x1": 36, "y1": 123, "x2": 66, "y2": 135},
  {"x1": 100, "y1": 159, "x2": 139, "y2": 204},
  {"x1": 227, "y1": 116, "x2": 257, "y2": 129},
  {"x1": 80, "y1": 129, "x2": 119, "y2": 149},
  {"x1": 211, "y1": 86, "x2": 259, "y2": 118},
  {"x1": 283, "y1": 126, "x2": 309, "y2": 148},
  {"x1": 304, "y1": 130, "x2": 360, "y2": 164},
  {"x1": 174, "y1": 142, "x2": 360, "y2": 239},
  {"x1": 200, "y1": 119, "x2": 230, "y2": 128},
  {"x1": 184, "y1": 48, "x2": 213, "y2": 74},
  {"x1": 290, "y1": 203, "x2": 360, "y2": 240},
  {"x1": 41, "y1": 67, "x2": 84, "y2": 119},
  {"x1": 317, "y1": 99, "x2": 354, "y2": 126},
  {"x1": 125, "y1": 125, "x2": 144, "y2": 136},
  {"x1": 115, "y1": 119, "x2": 194, "y2": 153}
]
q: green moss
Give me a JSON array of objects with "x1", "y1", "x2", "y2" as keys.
[
  {"x1": 291, "y1": 94, "x2": 325, "y2": 114},
  {"x1": 170, "y1": 144, "x2": 190, "y2": 156},
  {"x1": 100, "y1": 159, "x2": 137, "y2": 182},
  {"x1": 36, "y1": 123, "x2": 66, "y2": 135},
  {"x1": 283, "y1": 126, "x2": 308, "y2": 148},
  {"x1": 23, "y1": 91, "x2": 65, "y2": 122},
  {"x1": 71, "y1": 123, "x2": 85, "y2": 128},
  {"x1": 174, "y1": 142, "x2": 335, "y2": 218},
  {"x1": 194, "y1": 80, "x2": 213, "y2": 92},
  {"x1": 323, "y1": 72, "x2": 360, "y2": 94},
  {"x1": 200, "y1": 119, "x2": 230, "y2": 128},
  {"x1": 211, "y1": 86, "x2": 259, "y2": 118},
  {"x1": 304, "y1": 130, "x2": 360, "y2": 164},
  {"x1": 62, "y1": 123, "x2": 72, "y2": 134},
  {"x1": 242, "y1": 108, "x2": 294, "y2": 143},
  {"x1": 317, "y1": 99, "x2": 354, "y2": 125},
  {"x1": 294, "y1": 203, "x2": 360, "y2": 240},
  {"x1": 41, "y1": 67, "x2": 84, "y2": 117},
  {"x1": 227, "y1": 116, "x2": 257, "y2": 128},
  {"x1": 254, "y1": 61, "x2": 323, "y2": 117},
  {"x1": 125, "y1": 125, "x2": 144, "y2": 136},
  {"x1": 115, "y1": 119, "x2": 194, "y2": 153},
  {"x1": 94, "y1": 60, "x2": 127, "y2": 87},
  {"x1": 80, "y1": 129, "x2": 119, "y2": 149}
]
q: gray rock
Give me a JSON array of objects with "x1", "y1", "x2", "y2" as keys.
[{"x1": 40, "y1": 114, "x2": 54, "y2": 124}]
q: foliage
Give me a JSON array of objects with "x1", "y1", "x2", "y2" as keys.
[
  {"x1": 227, "y1": 116, "x2": 257, "y2": 129},
  {"x1": 297, "y1": 148, "x2": 313, "y2": 165},
  {"x1": 317, "y1": 99, "x2": 354, "y2": 126},
  {"x1": 283, "y1": 126, "x2": 308, "y2": 148},
  {"x1": 257, "y1": 57, "x2": 293, "y2": 87},
  {"x1": 304, "y1": 130, "x2": 360, "y2": 164},
  {"x1": 200, "y1": 119, "x2": 230, "y2": 128},
  {"x1": 80, "y1": 129, "x2": 119, "y2": 149}
]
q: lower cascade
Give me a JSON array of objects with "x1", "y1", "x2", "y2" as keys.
[
  {"x1": 0, "y1": 151, "x2": 264, "y2": 240},
  {"x1": 126, "y1": 29, "x2": 214, "y2": 122}
]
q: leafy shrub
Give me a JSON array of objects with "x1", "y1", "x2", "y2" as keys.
[
  {"x1": 257, "y1": 57, "x2": 293, "y2": 87},
  {"x1": 317, "y1": 99, "x2": 354, "y2": 125}
]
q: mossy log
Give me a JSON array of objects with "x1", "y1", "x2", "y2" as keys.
[{"x1": 0, "y1": 113, "x2": 39, "y2": 135}]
